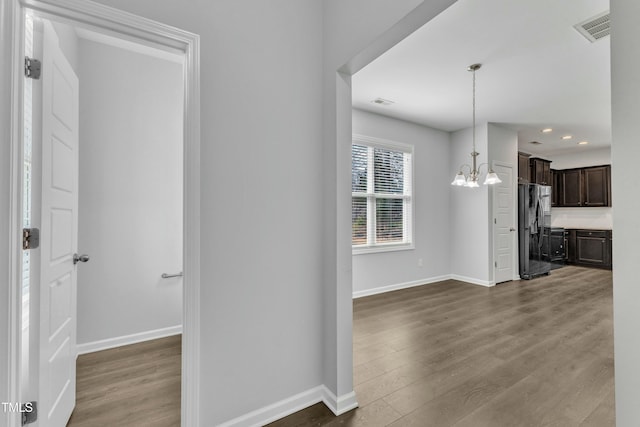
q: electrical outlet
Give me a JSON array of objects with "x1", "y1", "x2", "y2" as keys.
[{"x1": 418, "y1": 258, "x2": 423, "y2": 267}]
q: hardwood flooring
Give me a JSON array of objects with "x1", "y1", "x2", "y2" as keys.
[
  {"x1": 269, "y1": 266, "x2": 614, "y2": 427},
  {"x1": 67, "y1": 335, "x2": 181, "y2": 427},
  {"x1": 66, "y1": 266, "x2": 613, "y2": 426}
]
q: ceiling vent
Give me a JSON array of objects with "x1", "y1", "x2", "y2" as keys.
[
  {"x1": 371, "y1": 97, "x2": 394, "y2": 106},
  {"x1": 529, "y1": 141, "x2": 543, "y2": 145},
  {"x1": 574, "y1": 11, "x2": 610, "y2": 43}
]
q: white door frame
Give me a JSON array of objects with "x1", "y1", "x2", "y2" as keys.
[
  {"x1": 492, "y1": 160, "x2": 518, "y2": 283},
  {"x1": 7, "y1": 1, "x2": 201, "y2": 426}
]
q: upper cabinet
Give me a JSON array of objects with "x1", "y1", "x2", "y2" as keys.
[
  {"x1": 552, "y1": 165, "x2": 611, "y2": 207},
  {"x1": 551, "y1": 170, "x2": 560, "y2": 207},
  {"x1": 529, "y1": 157, "x2": 552, "y2": 185},
  {"x1": 583, "y1": 166, "x2": 610, "y2": 206},
  {"x1": 518, "y1": 152, "x2": 530, "y2": 183},
  {"x1": 561, "y1": 169, "x2": 583, "y2": 207}
]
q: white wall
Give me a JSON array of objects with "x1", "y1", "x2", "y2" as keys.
[
  {"x1": 488, "y1": 123, "x2": 518, "y2": 166},
  {"x1": 547, "y1": 147, "x2": 610, "y2": 169},
  {"x1": 611, "y1": 1, "x2": 640, "y2": 425},
  {"x1": 449, "y1": 124, "x2": 491, "y2": 284},
  {"x1": 323, "y1": 0, "x2": 456, "y2": 406},
  {"x1": 90, "y1": 1, "x2": 326, "y2": 424},
  {"x1": 76, "y1": 39, "x2": 183, "y2": 346},
  {"x1": 547, "y1": 147, "x2": 613, "y2": 229},
  {"x1": 6, "y1": 1, "x2": 640, "y2": 426},
  {"x1": 0, "y1": 1, "x2": 456, "y2": 425},
  {"x1": 351, "y1": 109, "x2": 451, "y2": 296}
]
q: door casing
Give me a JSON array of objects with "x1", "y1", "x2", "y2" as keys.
[
  {"x1": 492, "y1": 161, "x2": 518, "y2": 284},
  {"x1": 7, "y1": 1, "x2": 201, "y2": 426}
]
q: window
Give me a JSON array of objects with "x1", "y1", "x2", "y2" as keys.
[{"x1": 352, "y1": 135, "x2": 413, "y2": 253}]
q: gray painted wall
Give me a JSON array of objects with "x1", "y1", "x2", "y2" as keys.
[
  {"x1": 611, "y1": 0, "x2": 640, "y2": 425},
  {"x1": 322, "y1": 0, "x2": 458, "y2": 400},
  {"x1": 18, "y1": 1, "x2": 640, "y2": 427},
  {"x1": 548, "y1": 147, "x2": 610, "y2": 170},
  {"x1": 449, "y1": 124, "x2": 491, "y2": 284},
  {"x1": 76, "y1": 39, "x2": 183, "y2": 346},
  {"x1": 351, "y1": 109, "x2": 451, "y2": 295},
  {"x1": 89, "y1": 1, "x2": 326, "y2": 423}
]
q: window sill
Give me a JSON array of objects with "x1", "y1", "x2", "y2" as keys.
[{"x1": 352, "y1": 243, "x2": 414, "y2": 255}]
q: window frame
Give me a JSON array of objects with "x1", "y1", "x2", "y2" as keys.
[{"x1": 351, "y1": 134, "x2": 414, "y2": 255}]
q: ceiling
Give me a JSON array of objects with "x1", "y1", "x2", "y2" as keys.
[{"x1": 352, "y1": 0, "x2": 611, "y2": 157}]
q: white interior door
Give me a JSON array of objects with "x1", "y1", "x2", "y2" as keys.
[
  {"x1": 38, "y1": 20, "x2": 79, "y2": 426},
  {"x1": 493, "y1": 163, "x2": 514, "y2": 284}
]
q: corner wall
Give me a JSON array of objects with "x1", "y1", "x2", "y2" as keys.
[
  {"x1": 448, "y1": 125, "x2": 491, "y2": 285},
  {"x1": 90, "y1": 1, "x2": 327, "y2": 424},
  {"x1": 611, "y1": 0, "x2": 640, "y2": 425},
  {"x1": 351, "y1": 109, "x2": 451, "y2": 297},
  {"x1": 322, "y1": 0, "x2": 457, "y2": 405}
]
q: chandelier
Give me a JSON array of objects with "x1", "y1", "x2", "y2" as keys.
[{"x1": 451, "y1": 63, "x2": 502, "y2": 188}]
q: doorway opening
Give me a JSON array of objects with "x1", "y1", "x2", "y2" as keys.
[
  {"x1": 11, "y1": 2, "x2": 201, "y2": 426},
  {"x1": 346, "y1": 0, "x2": 612, "y2": 424}
]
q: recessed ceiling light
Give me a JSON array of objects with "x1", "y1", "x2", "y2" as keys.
[
  {"x1": 541, "y1": 128, "x2": 553, "y2": 133},
  {"x1": 562, "y1": 135, "x2": 573, "y2": 140},
  {"x1": 371, "y1": 97, "x2": 394, "y2": 106},
  {"x1": 578, "y1": 141, "x2": 589, "y2": 145}
]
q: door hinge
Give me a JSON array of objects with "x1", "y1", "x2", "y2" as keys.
[
  {"x1": 21, "y1": 401, "x2": 37, "y2": 425},
  {"x1": 495, "y1": 261, "x2": 497, "y2": 268},
  {"x1": 24, "y1": 56, "x2": 41, "y2": 79},
  {"x1": 22, "y1": 228, "x2": 40, "y2": 250}
]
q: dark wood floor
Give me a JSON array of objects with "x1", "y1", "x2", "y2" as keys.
[
  {"x1": 67, "y1": 335, "x2": 181, "y2": 427},
  {"x1": 66, "y1": 266, "x2": 613, "y2": 426},
  {"x1": 270, "y1": 266, "x2": 614, "y2": 427}
]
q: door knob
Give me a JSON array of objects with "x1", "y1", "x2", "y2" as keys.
[
  {"x1": 510, "y1": 227, "x2": 516, "y2": 232},
  {"x1": 73, "y1": 253, "x2": 90, "y2": 264}
]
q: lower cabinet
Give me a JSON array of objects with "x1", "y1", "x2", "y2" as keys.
[{"x1": 565, "y1": 229, "x2": 612, "y2": 269}]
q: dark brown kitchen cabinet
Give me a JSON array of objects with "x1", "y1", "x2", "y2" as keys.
[
  {"x1": 564, "y1": 229, "x2": 611, "y2": 269},
  {"x1": 562, "y1": 169, "x2": 583, "y2": 207},
  {"x1": 551, "y1": 169, "x2": 560, "y2": 207},
  {"x1": 583, "y1": 166, "x2": 610, "y2": 207},
  {"x1": 554, "y1": 165, "x2": 611, "y2": 207},
  {"x1": 564, "y1": 230, "x2": 576, "y2": 263},
  {"x1": 575, "y1": 230, "x2": 611, "y2": 268},
  {"x1": 518, "y1": 152, "x2": 530, "y2": 183},
  {"x1": 529, "y1": 157, "x2": 552, "y2": 185}
]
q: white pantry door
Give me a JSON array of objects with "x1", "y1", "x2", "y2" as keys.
[
  {"x1": 38, "y1": 21, "x2": 79, "y2": 426},
  {"x1": 493, "y1": 163, "x2": 514, "y2": 284}
]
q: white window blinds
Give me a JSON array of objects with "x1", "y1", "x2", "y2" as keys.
[{"x1": 352, "y1": 136, "x2": 413, "y2": 251}]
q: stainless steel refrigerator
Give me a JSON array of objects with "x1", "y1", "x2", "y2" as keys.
[{"x1": 518, "y1": 183, "x2": 552, "y2": 279}]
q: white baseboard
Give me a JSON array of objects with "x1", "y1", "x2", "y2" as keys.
[
  {"x1": 76, "y1": 325, "x2": 182, "y2": 355},
  {"x1": 450, "y1": 274, "x2": 495, "y2": 287},
  {"x1": 352, "y1": 275, "x2": 451, "y2": 299},
  {"x1": 217, "y1": 385, "x2": 358, "y2": 427},
  {"x1": 321, "y1": 386, "x2": 358, "y2": 415}
]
